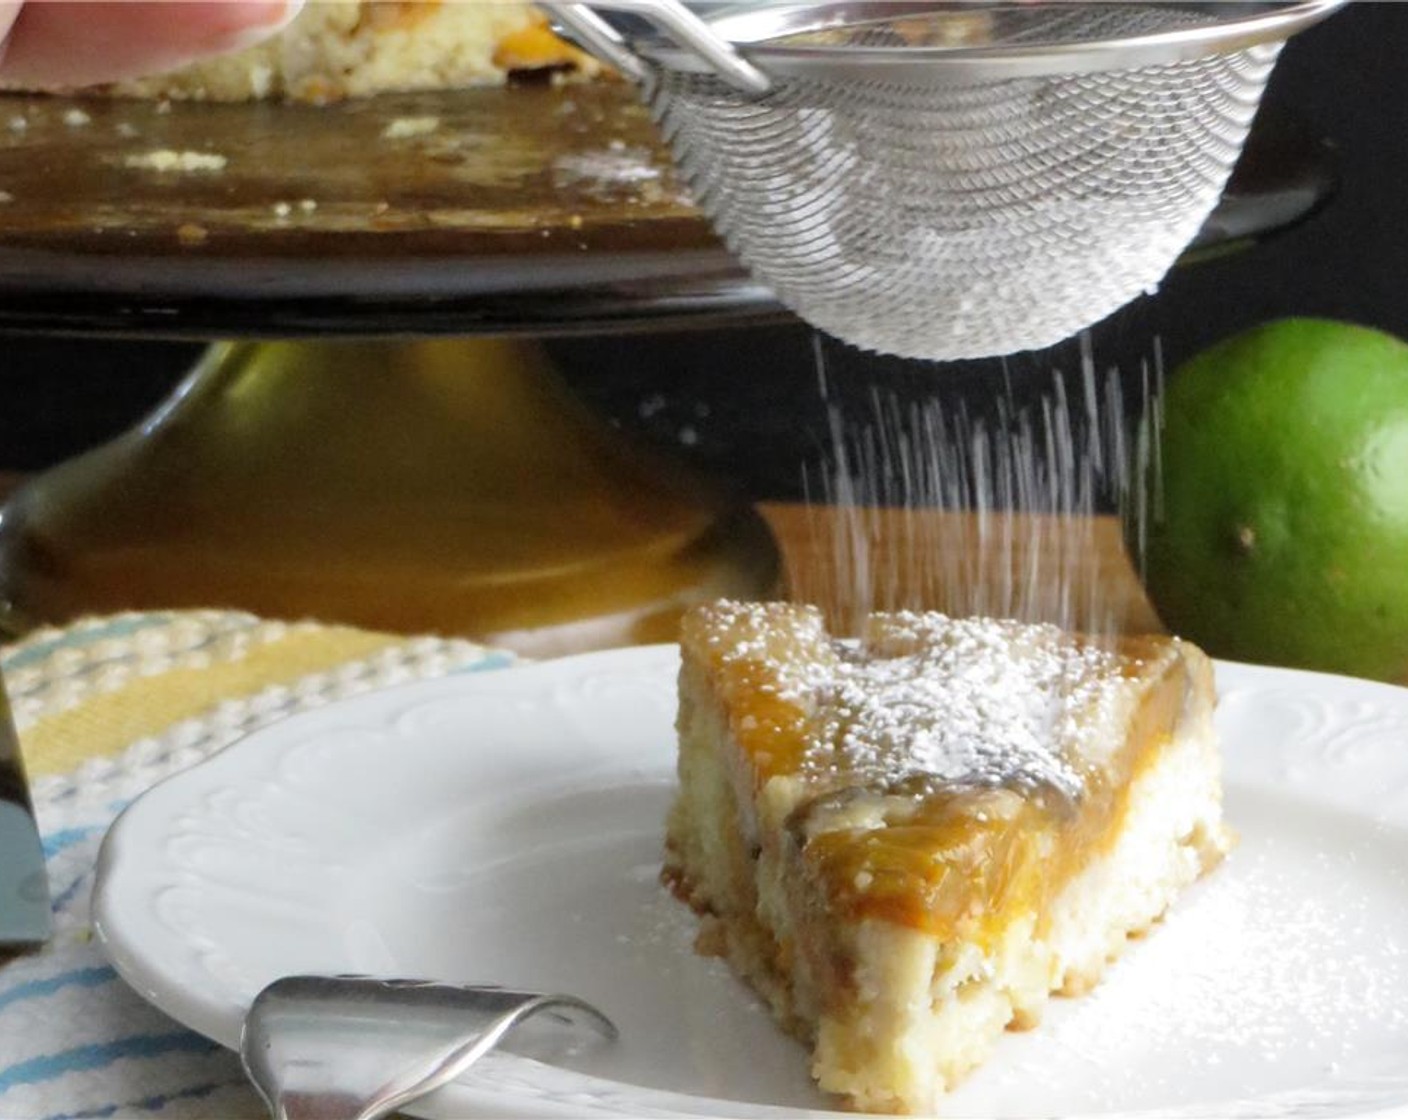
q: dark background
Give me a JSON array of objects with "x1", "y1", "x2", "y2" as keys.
[{"x1": 0, "y1": 1, "x2": 1403, "y2": 501}]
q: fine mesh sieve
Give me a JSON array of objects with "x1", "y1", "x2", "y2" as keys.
[{"x1": 543, "y1": 1, "x2": 1343, "y2": 362}]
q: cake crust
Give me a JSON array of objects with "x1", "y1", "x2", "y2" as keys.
[{"x1": 25, "y1": 2, "x2": 597, "y2": 103}]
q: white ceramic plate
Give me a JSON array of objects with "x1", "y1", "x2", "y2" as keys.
[{"x1": 94, "y1": 645, "x2": 1408, "y2": 1118}]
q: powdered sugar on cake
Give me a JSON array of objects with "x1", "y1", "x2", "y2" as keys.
[{"x1": 706, "y1": 603, "x2": 1135, "y2": 802}]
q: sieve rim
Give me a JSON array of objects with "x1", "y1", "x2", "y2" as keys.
[{"x1": 635, "y1": 0, "x2": 1344, "y2": 83}]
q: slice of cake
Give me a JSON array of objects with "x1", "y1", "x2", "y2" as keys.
[
  {"x1": 95, "y1": 2, "x2": 598, "y2": 103},
  {"x1": 668, "y1": 602, "x2": 1229, "y2": 1114}
]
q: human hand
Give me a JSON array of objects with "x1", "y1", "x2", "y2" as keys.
[{"x1": 0, "y1": 0, "x2": 302, "y2": 87}]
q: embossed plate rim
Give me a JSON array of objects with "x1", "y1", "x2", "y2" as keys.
[{"x1": 92, "y1": 644, "x2": 1408, "y2": 1119}]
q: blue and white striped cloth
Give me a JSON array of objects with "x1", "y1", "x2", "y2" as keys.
[{"x1": 1, "y1": 612, "x2": 510, "y2": 1119}]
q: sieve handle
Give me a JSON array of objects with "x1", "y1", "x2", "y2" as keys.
[{"x1": 542, "y1": 0, "x2": 771, "y2": 95}]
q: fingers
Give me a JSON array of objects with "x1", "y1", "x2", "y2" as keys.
[
  {"x1": 0, "y1": 5, "x2": 20, "y2": 58},
  {"x1": 0, "y1": 0, "x2": 303, "y2": 87}
]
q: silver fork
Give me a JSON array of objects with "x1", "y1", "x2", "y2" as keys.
[{"x1": 240, "y1": 975, "x2": 618, "y2": 1120}]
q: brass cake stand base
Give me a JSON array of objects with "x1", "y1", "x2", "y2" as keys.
[{"x1": 0, "y1": 339, "x2": 781, "y2": 656}]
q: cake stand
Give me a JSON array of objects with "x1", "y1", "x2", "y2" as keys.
[{"x1": 0, "y1": 84, "x2": 1333, "y2": 654}]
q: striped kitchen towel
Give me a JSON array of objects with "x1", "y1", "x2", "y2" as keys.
[{"x1": 0, "y1": 611, "x2": 515, "y2": 1120}]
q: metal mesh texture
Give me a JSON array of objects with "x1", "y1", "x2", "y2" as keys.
[
  {"x1": 758, "y1": 4, "x2": 1203, "y2": 51},
  {"x1": 646, "y1": 11, "x2": 1283, "y2": 360}
]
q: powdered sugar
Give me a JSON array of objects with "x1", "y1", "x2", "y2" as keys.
[
  {"x1": 805, "y1": 613, "x2": 1124, "y2": 800},
  {"x1": 553, "y1": 149, "x2": 664, "y2": 186},
  {"x1": 948, "y1": 792, "x2": 1408, "y2": 1116},
  {"x1": 706, "y1": 604, "x2": 1131, "y2": 801}
]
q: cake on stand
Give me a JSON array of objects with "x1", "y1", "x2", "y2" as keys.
[{"x1": 0, "y1": 83, "x2": 1332, "y2": 655}]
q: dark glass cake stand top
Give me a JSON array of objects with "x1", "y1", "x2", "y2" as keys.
[
  {"x1": 0, "y1": 85, "x2": 1331, "y2": 339},
  {"x1": 0, "y1": 83, "x2": 1335, "y2": 651}
]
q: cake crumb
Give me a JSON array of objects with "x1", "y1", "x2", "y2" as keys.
[
  {"x1": 248, "y1": 63, "x2": 274, "y2": 100},
  {"x1": 381, "y1": 116, "x2": 440, "y2": 139},
  {"x1": 124, "y1": 149, "x2": 226, "y2": 173},
  {"x1": 554, "y1": 149, "x2": 662, "y2": 186}
]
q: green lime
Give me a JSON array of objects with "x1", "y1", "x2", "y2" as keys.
[{"x1": 1140, "y1": 318, "x2": 1408, "y2": 682}]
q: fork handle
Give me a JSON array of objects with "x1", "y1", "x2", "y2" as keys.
[{"x1": 356, "y1": 994, "x2": 618, "y2": 1120}]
